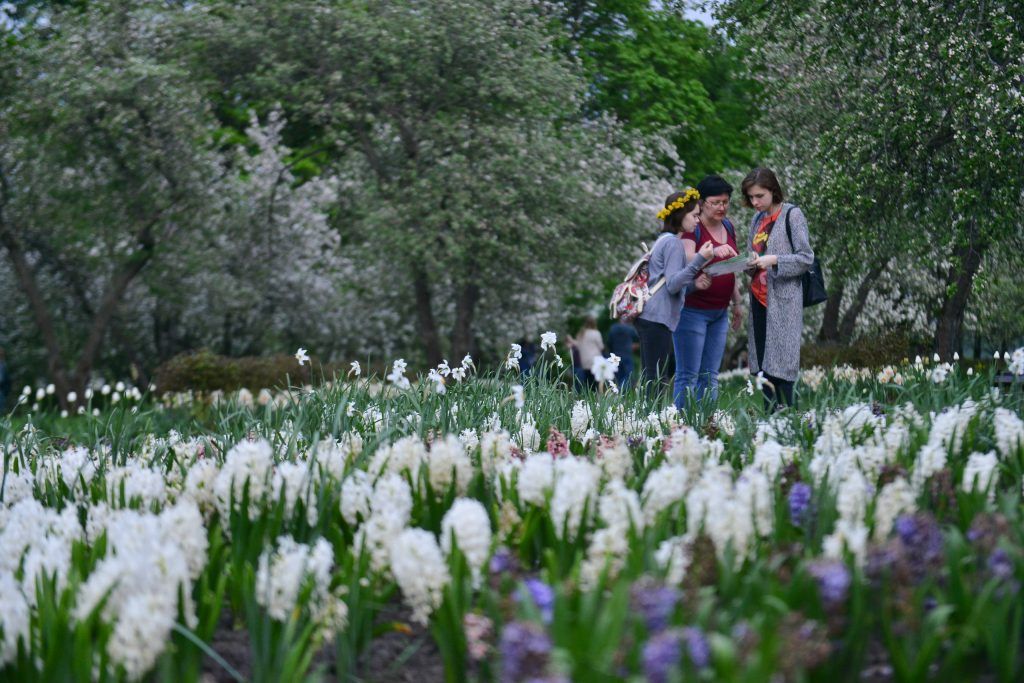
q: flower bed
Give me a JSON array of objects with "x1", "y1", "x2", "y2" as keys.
[{"x1": 2, "y1": 346, "x2": 1023, "y2": 682}]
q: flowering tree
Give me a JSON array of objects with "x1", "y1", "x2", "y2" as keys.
[
  {"x1": 192, "y1": 0, "x2": 676, "y2": 365},
  {"x1": 717, "y1": 0, "x2": 1024, "y2": 355},
  {"x1": 0, "y1": 0, "x2": 229, "y2": 402}
]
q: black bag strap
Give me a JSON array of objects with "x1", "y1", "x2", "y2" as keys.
[{"x1": 784, "y1": 207, "x2": 793, "y2": 251}]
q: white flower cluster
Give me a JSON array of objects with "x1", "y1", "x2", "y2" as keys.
[
  {"x1": 354, "y1": 473, "x2": 412, "y2": 574},
  {"x1": 549, "y1": 457, "x2": 602, "y2": 540},
  {"x1": 213, "y1": 438, "x2": 276, "y2": 521},
  {"x1": 440, "y1": 498, "x2": 492, "y2": 586},
  {"x1": 75, "y1": 502, "x2": 207, "y2": 680},
  {"x1": 256, "y1": 535, "x2": 346, "y2": 640},
  {"x1": 389, "y1": 528, "x2": 451, "y2": 625},
  {"x1": 994, "y1": 408, "x2": 1024, "y2": 459},
  {"x1": 912, "y1": 401, "x2": 978, "y2": 490},
  {"x1": 580, "y1": 480, "x2": 641, "y2": 588},
  {"x1": 686, "y1": 465, "x2": 772, "y2": 564},
  {"x1": 517, "y1": 452, "x2": 554, "y2": 506}
]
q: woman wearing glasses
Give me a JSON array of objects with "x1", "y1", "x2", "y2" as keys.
[
  {"x1": 673, "y1": 174, "x2": 745, "y2": 408},
  {"x1": 742, "y1": 167, "x2": 814, "y2": 411}
]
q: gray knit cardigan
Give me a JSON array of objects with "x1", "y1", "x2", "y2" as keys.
[{"x1": 745, "y1": 203, "x2": 814, "y2": 382}]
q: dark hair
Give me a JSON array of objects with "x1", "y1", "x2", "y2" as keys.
[
  {"x1": 661, "y1": 191, "x2": 700, "y2": 234},
  {"x1": 741, "y1": 167, "x2": 785, "y2": 208},
  {"x1": 696, "y1": 174, "x2": 734, "y2": 199}
]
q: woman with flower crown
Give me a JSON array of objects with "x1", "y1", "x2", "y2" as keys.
[{"x1": 636, "y1": 189, "x2": 714, "y2": 394}]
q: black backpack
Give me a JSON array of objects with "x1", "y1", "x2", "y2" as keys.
[{"x1": 784, "y1": 208, "x2": 827, "y2": 307}]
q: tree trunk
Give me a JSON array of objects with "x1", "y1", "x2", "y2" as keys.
[
  {"x1": 412, "y1": 266, "x2": 444, "y2": 367},
  {"x1": 818, "y1": 281, "x2": 845, "y2": 341},
  {"x1": 935, "y1": 221, "x2": 985, "y2": 360},
  {"x1": 0, "y1": 227, "x2": 75, "y2": 406},
  {"x1": 452, "y1": 281, "x2": 480, "y2": 362},
  {"x1": 71, "y1": 232, "x2": 154, "y2": 388},
  {"x1": 838, "y1": 256, "x2": 893, "y2": 340},
  {"x1": 2, "y1": 221, "x2": 154, "y2": 406}
]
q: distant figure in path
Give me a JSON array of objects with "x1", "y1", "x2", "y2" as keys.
[
  {"x1": 517, "y1": 337, "x2": 538, "y2": 376},
  {"x1": 0, "y1": 347, "x2": 11, "y2": 412},
  {"x1": 567, "y1": 316, "x2": 604, "y2": 390},
  {"x1": 607, "y1": 320, "x2": 639, "y2": 391}
]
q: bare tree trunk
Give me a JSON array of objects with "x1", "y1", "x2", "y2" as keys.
[
  {"x1": 0, "y1": 228, "x2": 74, "y2": 405},
  {"x1": 935, "y1": 221, "x2": 985, "y2": 360},
  {"x1": 838, "y1": 256, "x2": 893, "y2": 340},
  {"x1": 412, "y1": 266, "x2": 444, "y2": 367},
  {"x1": 818, "y1": 281, "x2": 845, "y2": 341},
  {"x1": 452, "y1": 281, "x2": 480, "y2": 362}
]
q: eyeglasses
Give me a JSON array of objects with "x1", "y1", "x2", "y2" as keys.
[{"x1": 704, "y1": 200, "x2": 729, "y2": 209}]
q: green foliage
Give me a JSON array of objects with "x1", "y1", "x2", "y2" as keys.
[
  {"x1": 717, "y1": 0, "x2": 1024, "y2": 352},
  {"x1": 555, "y1": 0, "x2": 759, "y2": 179}
]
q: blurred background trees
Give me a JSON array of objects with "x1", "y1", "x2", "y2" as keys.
[{"x1": 1, "y1": 0, "x2": 1021, "y2": 396}]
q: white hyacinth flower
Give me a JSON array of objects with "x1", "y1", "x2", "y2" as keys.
[
  {"x1": 389, "y1": 528, "x2": 450, "y2": 625},
  {"x1": 441, "y1": 498, "x2": 492, "y2": 585}
]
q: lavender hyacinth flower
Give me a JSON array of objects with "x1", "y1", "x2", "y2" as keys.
[
  {"x1": 517, "y1": 578, "x2": 555, "y2": 624},
  {"x1": 682, "y1": 627, "x2": 711, "y2": 669},
  {"x1": 895, "y1": 513, "x2": 944, "y2": 580},
  {"x1": 808, "y1": 559, "x2": 852, "y2": 605},
  {"x1": 630, "y1": 579, "x2": 680, "y2": 633},
  {"x1": 500, "y1": 621, "x2": 552, "y2": 683},
  {"x1": 788, "y1": 482, "x2": 813, "y2": 527},
  {"x1": 642, "y1": 631, "x2": 681, "y2": 683},
  {"x1": 988, "y1": 548, "x2": 1014, "y2": 580},
  {"x1": 490, "y1": 547, "x2": 518, "y2": 575}
]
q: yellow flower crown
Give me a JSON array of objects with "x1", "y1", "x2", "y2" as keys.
[{"x1": 656, "y1": 187, "x2": 700, "y2": 221}]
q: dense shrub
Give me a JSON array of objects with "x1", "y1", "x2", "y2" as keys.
[
  {"x1": 802, "y1": 329, "x2": 912, "y2": 368},
  {"x1": 153, "y1": 349, "x2": 337, "y2": 392}
]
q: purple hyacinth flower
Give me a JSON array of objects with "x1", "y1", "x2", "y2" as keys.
[
  {"x1": 895, "y1": 513, "x2": 944, "y2": 580},
  {"x1": 808, "y1": 559, "x2": 852, "y2": 605},
  {"x1": 516, "y1": 578, "x2": 555, "y2": 624},
  {"x1": 683, "y1": 626, "x2": 711, "y2": 669},
  {"x1": 490, "y1": 547, "x2": 518, "y2": 575},
  {"x1": 630, "y1": 580, "x2": 680, "y2": 633},
  {"x1": 500, "y1": 621, "x2": 552, "y2": 683},
  {"x1": 642, "y1": 630, "x2": 681, "y2": 683},
  {"x1": 988, "y1": 548, "x2": 1014, "y2": 580},
  {"x1": 788, "y1": 482, "x2": 812, "y2": 527}
]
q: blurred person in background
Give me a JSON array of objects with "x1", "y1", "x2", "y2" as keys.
[
  {"x1": 0, "y1": 347, "x2": 11, "y2": 412},
  {"x1": 607, "y1": 320, "x2": 640, "y2": 391}
]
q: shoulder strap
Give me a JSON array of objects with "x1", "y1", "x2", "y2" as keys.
[
  {"x1": 723, "y1": 218, "x2": 736, "y2": 238},
  {"x1": 784, "y1": 208, "x2": 793, "y2": 250}
]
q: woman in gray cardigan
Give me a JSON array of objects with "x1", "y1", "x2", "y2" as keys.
[
  {"x1": 742, "y1": 168, "x2": 814, "y2": 411},
  {"x1": 636, "y1": 188, "x2": 713, "y2": 392}
]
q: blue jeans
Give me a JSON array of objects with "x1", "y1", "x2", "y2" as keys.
[{"x1": 673, "y1": 306, "x2": 729, "y2": 408}]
